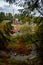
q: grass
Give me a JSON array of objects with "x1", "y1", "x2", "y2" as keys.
[
  {"x1": 0, "y1": 20, "x2": 6, "y2": 31},
  {"x1": 0, "y1": 20, "x2": 39, "y2": 65}
]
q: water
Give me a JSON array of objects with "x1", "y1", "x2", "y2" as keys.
[{"x1": 6, "y1": 20, "x2": 10, "y2": 22}]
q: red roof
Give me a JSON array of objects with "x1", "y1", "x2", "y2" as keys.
[{"x1": 11, "y1": 19, "x2": 22, "y2": 25}]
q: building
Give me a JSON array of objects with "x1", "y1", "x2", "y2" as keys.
[{"x1": 11, "y1": 18, "x2": 22, "y2": 33}]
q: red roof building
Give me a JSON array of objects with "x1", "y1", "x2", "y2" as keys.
[{"x1": 11, "y1": 18, "x2": 21, "y2": 33}]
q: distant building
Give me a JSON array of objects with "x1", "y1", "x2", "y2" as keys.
[
  {"x1": 11, "y1": 18, "x2": 22, "y2": 25},
  {"x1": 11, "y1": 18, "x2": 22, "y2": 33}
]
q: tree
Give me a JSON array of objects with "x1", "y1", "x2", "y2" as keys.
[
  {"x1": 31, "y1": 17, "x2": 43, "y2": 65},
  {"x1": 5, "y1": 13, "x2": 13, "y2": 20},
  {"x1": 6, "y1": 0, "x2": 15, "y2": 3},
  {"x1": 0, "y1": 12, "x2": 5, "y2": 22},
  {"x1": 0, "y1": 31, "x2": 9, "y2": 50},
  {"x1": 6, "y1": 0, "x2": 43, "y2": 16},
  {"x1": 23, "y1": 0, "x2": 43, "y2": 16},
  {"x1": 37, "y1": 22, "x2": 43, "y2": 65}
]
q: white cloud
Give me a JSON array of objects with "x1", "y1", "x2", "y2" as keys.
[
  {"x1": 0, "y1": 0, "x2": 23, "y2": 14},
  {"x1": 0, "y1": 0, "x2": 9, "y2": 7}
]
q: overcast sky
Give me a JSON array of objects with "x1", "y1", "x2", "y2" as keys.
[
  {"x1": 0, "y1": 0, "x2": 43, "y2": 16},
  {"x1": 0, "y1": 0, "x2": 24, "y2": 14}
]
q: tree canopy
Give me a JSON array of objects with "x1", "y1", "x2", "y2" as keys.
[{"x1": 6, "y1": 0, "x2": 43, "y2": 16}]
